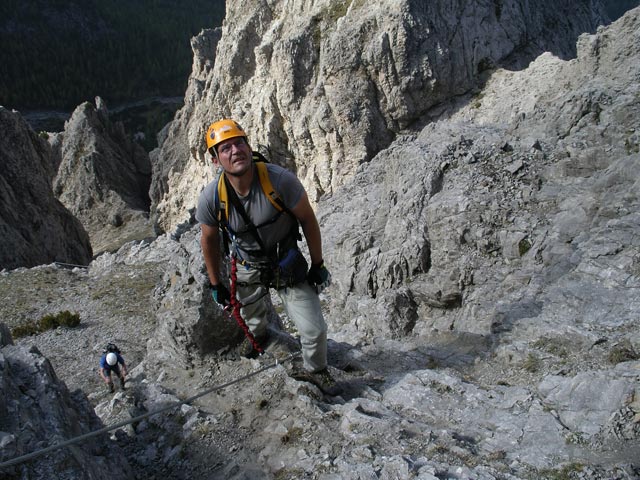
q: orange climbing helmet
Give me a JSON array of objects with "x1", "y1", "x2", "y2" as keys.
[{"x1": 206, "y1": 119, "x2": 248, "y2": 153}]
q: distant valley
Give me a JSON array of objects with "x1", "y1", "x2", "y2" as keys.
[{"x1": 0, "y1": 0, "x2": 224, "y2": 148}]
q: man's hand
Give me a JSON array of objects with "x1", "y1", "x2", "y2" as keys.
[
  {"x1": 210, "y1": 284, "x2": 231, "y2": 306},
  {"x1": 307, "y1": 261, "x2": 331, "y2": 293}
]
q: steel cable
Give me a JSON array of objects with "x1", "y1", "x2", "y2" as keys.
[{"x1": 0, "y1": 351, "x2": 300, "y2": 470}]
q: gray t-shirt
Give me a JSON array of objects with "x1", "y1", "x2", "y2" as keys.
[{"x1": 196, "y1": 163, "x2": 304, "y2": 262}]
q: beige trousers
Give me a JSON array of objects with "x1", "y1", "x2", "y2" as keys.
[{"x1": 235, "y1": 265, "x2": 327, "y2": 372}]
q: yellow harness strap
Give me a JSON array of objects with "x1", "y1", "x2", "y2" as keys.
[
  {"x1": 255, "y1": 161, "x2": 285, "y2": 212},
  {"x1": 216, "y1": 173, "x2": 229, "y2": 223}
]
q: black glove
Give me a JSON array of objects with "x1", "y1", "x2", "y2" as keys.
[
  {"x1": 210, "y1": 284, "x2": 231, "y2": 307},
  {"x1": 307, "y1": 261, "x2": 332, "y2": 293}
]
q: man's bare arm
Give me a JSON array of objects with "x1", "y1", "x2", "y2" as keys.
[{"x1": 201, "y1": 223, "x2": 223, "y2": 285}]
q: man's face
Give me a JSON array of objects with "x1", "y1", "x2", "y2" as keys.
[{"x1": 214, "y1": 136, "x2": 251, "y2": 177}]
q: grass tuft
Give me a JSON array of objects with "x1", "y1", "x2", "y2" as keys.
[
  {"x1": 11, "y1": 310, "x2": 81, "y2": 338},
  {"x1": 522, "y1": 353, "x2": 540, "y2": 372},
  {"x1": 607, "y1": 340, "x2": 639, "y2": 365}
]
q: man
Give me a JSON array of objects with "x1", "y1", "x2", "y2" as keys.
[
  {"x1": 99, "y1": 344, "x2": 127, "y2": 393},
  {"x1": 196, "y1": 119, "x2": 339, "y2": 395}
]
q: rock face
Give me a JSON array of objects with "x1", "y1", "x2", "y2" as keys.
[
  {"x1": 322, "y1": 5, "x2": 640, "y2": 342},
  {"x1": 144, "y1": 5, "x2": 640, "y2": 477},
  {"x1": 148, "y1": 27, "x2": 222, "y2": 234},
  {"x1": 150, "y1": 0, "x2": 607, "y2": 233},
  {"x1": 0, "y1": 334, "x2": 133, "y2": 479},
  {"x1": 52, "y1": 98, "x2": 154, "y2": 255},
  {"x1": 0, "y1": 107, "x2": 92, "y2": 270}
]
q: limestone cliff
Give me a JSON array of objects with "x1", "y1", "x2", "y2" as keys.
[
  {"x1": 150, "y1": 0, "x2": 607, "y2": 233},
  {"x1": 0, "y1": 107, "x2": 92, "y2": 270},
  {"x1": 3, "y1": 3, "x2": 640, "y2": 480},
  {"x1": 319, "y1": 6, "x2": 640, "y2": 341},
  {"x1": 52, "y1": 98, "x2": 154, "y2": 254}
]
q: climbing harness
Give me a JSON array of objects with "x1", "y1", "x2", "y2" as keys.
[
  {"x1": 213, "y1": 152, "x2": 309, "y2": 353},
  {"x1": 0, "y1": 351, "x2": 300, "y2": 470}
]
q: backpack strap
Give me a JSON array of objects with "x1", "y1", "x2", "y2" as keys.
[
  {"x1": 213, "y1": 172, "x2": 231, "y2": 254},
  {"x1": 215, "y1": 172, "x2": 229, "y2": 224},
  {"x1": 256, "y1": 160, "x2": 302, "y2": 241},
  {"x1": 256, "y1": 161, "x2": 287, "y2": 213}
]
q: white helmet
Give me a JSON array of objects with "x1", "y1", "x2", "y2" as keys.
[{"x1": 106, "y1": 352, "x2": 118, "y2": 366}]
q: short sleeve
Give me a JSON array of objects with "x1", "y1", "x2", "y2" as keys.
[
  {"x1": 268, "y1": 164, "x2": 305, "y2": 210},
  {"x1": 195, "y1": 181, "x2": 220, "y2": 227}
]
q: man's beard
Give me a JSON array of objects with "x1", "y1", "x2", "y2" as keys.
[
  {"x1": 225, "y1": 163, "x2": 251, "y2": 177},
  {"x1": 224, "y1": 162, "x2": 253, "y2": 177}
]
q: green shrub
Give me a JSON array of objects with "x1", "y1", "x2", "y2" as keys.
[
  {"x1": 274, "y1": 468, "x2": 305, "y2": 480},
  {"x1": 608, "y1": 340, "x2": 639, "y2": 365},
  {"x1": 518, "y1": 238, "x2": 532, "y2": 256},
  {"x1": 38, "y1": 311, "x2": 81, "y2": 330},
  {"x1": 533, "y1": 336, "x2": 569, "y2": 357},
  {"x1": 38, "y1": 314, "x2": 58, "y2": 331},
  {"x1": 53, "y1": 310, "x2": 81, "y2": 328},
  {"x1": 538, "y1": 462, "x2": 585, "y2": 480},
  {"x1": 10, "y1": 311, "x2": 81, "y2": 339},
  {"x1": 11, "y1": 322, "x2": 40, "y2": 338}
]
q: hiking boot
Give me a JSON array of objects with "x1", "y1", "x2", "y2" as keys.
[
  {"x1": 107, "y1": 382, "x2": 114, "y2": 393},
  {"x1": 290, "y1": 367, "x2": 342, "y2": 396},
  {"x1": 238, "y1": 332, "x2": 268, "y2": 358},
  {"x1": 119, "y1": 377, "x2": 126, "y2": 391}
]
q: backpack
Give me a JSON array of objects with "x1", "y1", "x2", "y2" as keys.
[
  {"x1": 104, "y1": 343, "x2": 121, "y2": 355},
  {"x1": 214, "y1": 152, "x2": 300, "y2": 256}
]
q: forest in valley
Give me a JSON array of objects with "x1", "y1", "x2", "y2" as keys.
[
  {"x1": 0, "y1": 0, "x2": 225, "y2": 111},
  {"x1": 1, "y1": 0, "x2": 638, "y2": 113}
]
